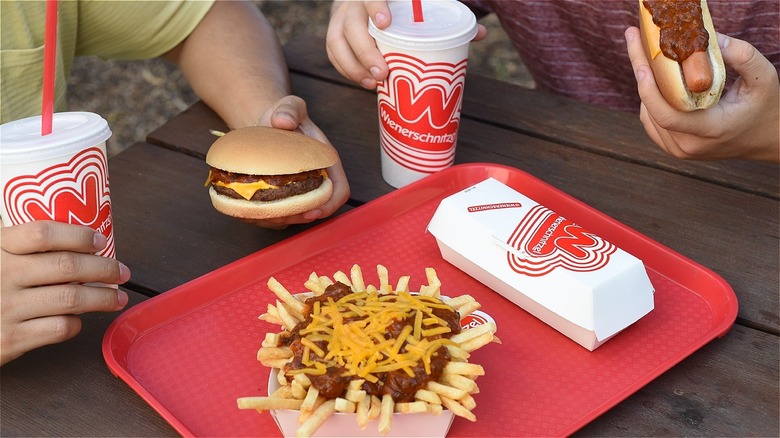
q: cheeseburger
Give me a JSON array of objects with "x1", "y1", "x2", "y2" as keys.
[{"x1": 205, "y1": 127, "x2": 338, "y2": 219}]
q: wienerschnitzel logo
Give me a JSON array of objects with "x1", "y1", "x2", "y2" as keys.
[
  {"x1": 3, "y1": 147, "x2": 115, "y2": 258},
  {"x1": 505, "y1": 205, "x2": 615, "y2": 276},
  {"x1": 377, "y1": 52, "x2": 468, "y2": 173}
]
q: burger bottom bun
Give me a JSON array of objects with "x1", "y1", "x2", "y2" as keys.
[{"x1": 209, "y1": 178, "x2": 333, "y2": 220}]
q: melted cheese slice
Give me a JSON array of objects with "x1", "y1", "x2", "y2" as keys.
[
  {"x1": 290, "y1": 291, "x2": 457, "y2": 382},
  {"x1": 215, "y1": 179, "x2": 278, "y2": 200},
  {"x1": 640, "y1": 4, "x2": 662, "y2": 59}
]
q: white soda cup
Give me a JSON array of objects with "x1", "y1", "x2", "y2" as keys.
[
  {"x1": 369, "y1": 0, "x2": 477, "y2": 188},
  {"x1": 0, "y1": 112, "x2": 115, "y2": 258}
]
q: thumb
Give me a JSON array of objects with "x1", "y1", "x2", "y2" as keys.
[
  {"x1": 718, "y1": 33, "x2": 776, "y2": 89},
  {"x1": 264, "y1": 96, "x2": 307, "y2": 131}
]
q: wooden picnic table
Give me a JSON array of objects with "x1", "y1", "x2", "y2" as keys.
[{"x1": 1, "y1": 35, "x2": 777, "y2": 437}]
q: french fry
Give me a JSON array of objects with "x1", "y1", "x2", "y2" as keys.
[
  {"x1": 459, "y1": 394, "x2": 477, "y2": 410},
  {"x1": 332, "y1": 270, "x2": 352, "y2": 287},
  {"x1": 426, "y1": 381, "x2": 468, "y2": 400},
  {"x1": 267, "y1": 277, "x2": 305, "y2": 321},
  {"x1": 257, "y1": 347, "x2": 293, "y2": 362},
  {"x1": 419, "y1": 267, "x2": 441, "y2": 297},
  {"x1": 368, "y1": 395, "x2": 381, "y2": 420},
  {"x1": 276, "y1": 299, "x2": 300, "y2": 331},
  {"x1": 414, "y1": 388, "x2": 442, "y2": 405},
  {"x1": 260, "y1": 357, "x2": 292, "y2": 369},
  {"x1": 293, "y1": 373, "x2": 311, "y2": 389},
  {"x1": 291, "y1": 379, "x2": 307, "y2": 399},
  {"x1": 443, "y1": 294, "x2": 476, "y2": 309},
  {"x1": 440, "y1": 396, "x2": 477, "y2": 422},
  {"x1": 395, "y1": 400, "x2": 428, "y2": 414},
  {"x1": 258, "y1": 303, "x2": 282, "y2": 325},
  {"x1": 304, "y1": 272, "x2": 325, "y2": 294},
  {"x1": 395, "y1": 275, "x2": 411, "y2": 293},
  {"x1": 300, "y1": 386, "x2": 320, "y2": 412},
  {"x1": 298, "y1": 396, "x2": 325, "y2": 424},
  {"x1": 460, "y1": 331, "x2": 494, "y2": 353},
  {"x1": 350, "y1": 264, "x2": 366, "y2": 292},
  {"x1": 456, "y1": 301, "x2": 482, "y2": 319},
  {"x1": 450, "y1": 322, "x2": 497, "y2": 345},
  {"x1": 441, "y1": 373, "x2": 479, "y2": 394},
  {"x1": 443, "y1": 361, "x2": 485, "y2": 377},
  {"x1": 237, "y1": 396, "x2": 304, "y2": 411},
  {"x1": 356, "y1": 393, "x2": 371, "y2": 429},
  {"x1": 296, "y1": 399, "x2": 336, "y2": 438},
  {"x1": 378, "y1": 394, "x2": 394, "y2": 435},
  {"x1": 445, "y1": 344, "x2": 471, "y2": 361},
  {"x1": 318, "y1": 275, "x2": 334, "y2": 289},
  {"x1": 269, "y1": 385, "x2": 294, "y2": 399},
  {"x1": 335, "y1": 397, "x2": 357, "y2": 413},
  {"x1": 261, "y1": 332, "x2": 281, "y2": 348},
  {"x1": 377, "y1": 265, "x2": 392, "y2": 294}
]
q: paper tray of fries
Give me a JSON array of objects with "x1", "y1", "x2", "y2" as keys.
[{"x1": 103, "y1": 163, "x2": 737, "y2": 437}]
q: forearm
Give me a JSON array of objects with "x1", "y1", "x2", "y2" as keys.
[{"x1": 165, "y1": 0, "x2": 290, "y2": 129}]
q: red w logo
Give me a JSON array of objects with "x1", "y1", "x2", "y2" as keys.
[
  {"x1": 506, "y1": 205, "x2": 616, "y2": 276},
  {"x1": 394, "y1": 77, "x2": 464, "y2": 129}
]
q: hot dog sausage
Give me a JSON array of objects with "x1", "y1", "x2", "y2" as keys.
[{"x1": 681, "y1": 50, "x2": 714, "y2": 93}]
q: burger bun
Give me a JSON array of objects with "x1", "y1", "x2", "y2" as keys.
[{"x1": 206, "y1": 126, "x2": 338, "y2": 220}]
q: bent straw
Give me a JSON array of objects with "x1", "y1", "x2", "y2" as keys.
[
  {"x1": 412, "y1": 0, "x2": 424, "y2": 22},
  {"x1": 41, "y1": 0, "x2": 58, "y2": 136}
]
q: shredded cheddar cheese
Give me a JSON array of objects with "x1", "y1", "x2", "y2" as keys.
[{"x1": 287, "y1": 291, "x2": 458, "y2": 383}]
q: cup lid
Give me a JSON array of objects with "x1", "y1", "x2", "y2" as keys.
[
  {"x1": 368, "y1": 0, "x2": 477, "y2": 51},
  {"x1": 0, "y1": 112, "x2": 111, "y2": 163}
]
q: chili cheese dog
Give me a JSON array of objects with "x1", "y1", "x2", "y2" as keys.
[{"x1": 638, "y1": 0, "x2": 725, "y2": 111}]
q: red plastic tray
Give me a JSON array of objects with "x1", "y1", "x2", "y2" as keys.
[{"x1": 103, "y1": 163, "x2": 737, "y2": 437}]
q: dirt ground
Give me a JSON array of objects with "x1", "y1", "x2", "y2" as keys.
[{"x1": 65, "y1": 1, "x2": 532, "y2": 157}]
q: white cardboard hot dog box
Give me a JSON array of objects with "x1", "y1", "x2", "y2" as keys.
[{"x1": 426, "y1": 177, "x2": 654, "y2": 350}]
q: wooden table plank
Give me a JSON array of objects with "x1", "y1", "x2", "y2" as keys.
[
  {"x1": 283, "y1": 35, "x2": 779, "y2": 199},
  {"x1": 577, "y1": 324, "x2": 779, "y2": 437},
  {"x1": 0, "y1": 291, "x2": 177, "y2": 437}
]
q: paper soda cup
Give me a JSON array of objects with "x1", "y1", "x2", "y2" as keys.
[
  {"x1": 369, "y1": 0, "x2": 477, "y2": 188},
  {"x1": 0, "y1": 112, "x2": 115, "y2": 258}
]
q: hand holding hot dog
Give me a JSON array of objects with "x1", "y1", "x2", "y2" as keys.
[
  {"x1": 626, "y1": 26, "x2": 780, "y2": 162},
  {"x1": 326, "y1": 0, "x2": 486, "y2": 90}
]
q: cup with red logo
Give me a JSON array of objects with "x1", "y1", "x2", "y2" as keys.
[
  {"x1": 369, "y1": 0, "x2": 477, "y2": 188},
  {"x1": 0, "y1": 112, "x2": 115, "y2": 259}
]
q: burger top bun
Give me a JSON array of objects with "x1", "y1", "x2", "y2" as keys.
[
  {"x1": 638, "y1": 0, "x2": 725, "y2": 112},
  {"x1": 206, "y1": 126, "x2": 338, "y2": 174}
]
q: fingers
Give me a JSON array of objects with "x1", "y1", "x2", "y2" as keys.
[
  {"x1": 6, "y1": 283, "x2": 129, "y2": 322},
  {"x1": 1, "y1": 220, "x2": 102, "y2": 255},
  {"x1": 327, "y1": 0, "x2": 389, "y2": 89},
  {"x1": 265, "y1": 95, "x2": 307, "y2": 131},
  {"x1": 2, "y1": 221, "x2": 131, "y2": 288},
  {"x1": 7, "y1": 250, "x2": 130, "y2": 288},
  {"x1": 1, "y1": 315, "x2": 82, "y2": 365},
  {"x1": 717, "y1": 33, "x2": 777, "y2": 90}
]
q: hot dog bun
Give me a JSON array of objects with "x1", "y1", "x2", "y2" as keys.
[{"x1": 638, "y1": 0, "x2": 725, "y2": 112}]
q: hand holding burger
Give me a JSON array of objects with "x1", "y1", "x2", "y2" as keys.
[{"x1": 206, "y1": 126, "x2": 341, "y2": 220}]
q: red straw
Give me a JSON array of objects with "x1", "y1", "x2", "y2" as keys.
[
  {"x1": 41, "y1": 0, "x2": 58, "y2": 136},
  {"x1": 412, "y1": 0, "x2": 424, "y2": 22}
]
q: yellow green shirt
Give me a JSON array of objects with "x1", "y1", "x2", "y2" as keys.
[{"x1": 0, "y1": 0, "x2": 215, "y2": 124}]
